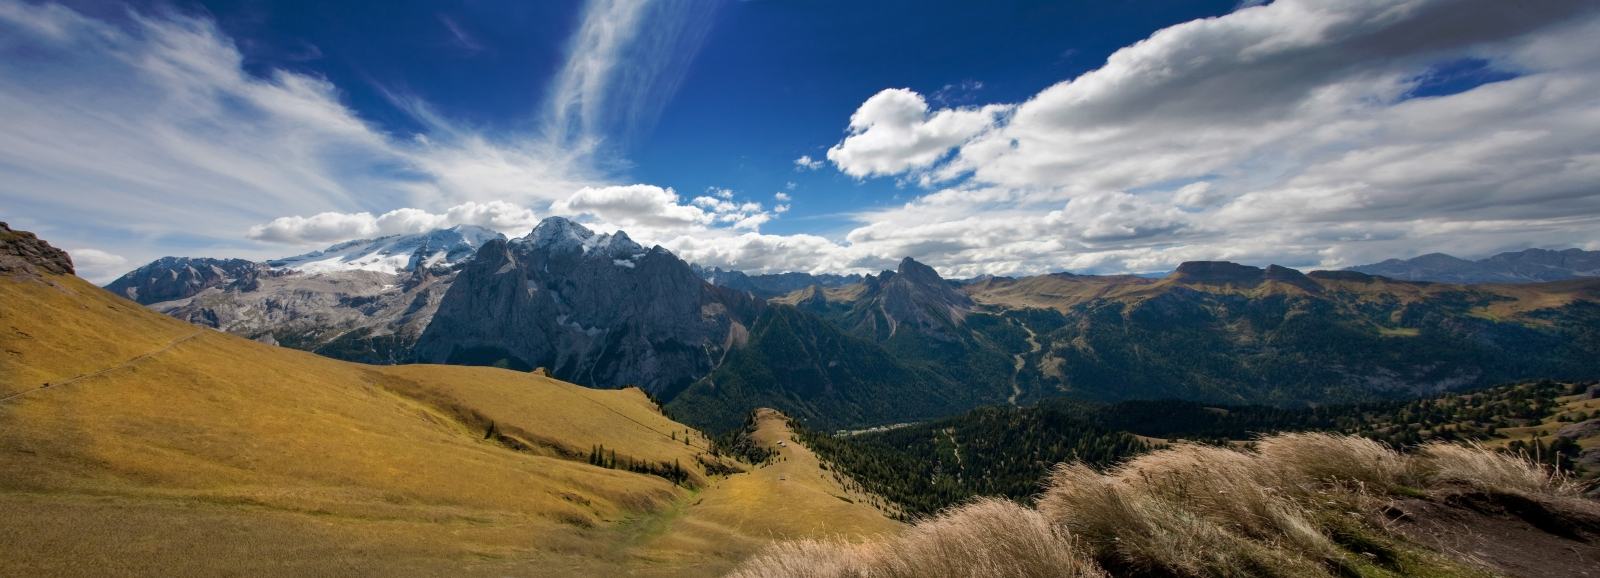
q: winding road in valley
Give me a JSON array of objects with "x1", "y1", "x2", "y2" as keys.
[{"x1": 1008, "y1": 320, "x2": 1041, "y2": 406}]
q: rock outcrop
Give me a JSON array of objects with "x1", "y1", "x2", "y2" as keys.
[{"x1": 0, "y1": 222, "x2": 73, "y2": 276}]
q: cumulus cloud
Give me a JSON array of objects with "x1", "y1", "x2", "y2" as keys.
[
  {"x1": 247, "y1": 201, "x2": 540, "y2": 245},
  {"x1": 556, "y1": 184, "x2": 709, "y2": 228},
  {"x1": 1046, "y1": 192, "x2": 1190, "y2": 242},
  {"x1": 793, "y1": 0, "x2": 1600, "y2": 276},
  {"x1": 793, "y1": 155, "x2": 823, "y2": 171},
  {"x1": 662, "y1": 231, "x2": 869, "y2": 275},
  {"x1": 66, "y1": 247, "x2": 128, "y2": 283},
  {"x1": 552, "y1": 184, "x2": 779, "y2": 236},
  {"x1": 826, "y1": 88, "x2": 1011, "y2": 178}
]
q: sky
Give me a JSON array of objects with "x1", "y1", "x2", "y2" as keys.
[{"x1": 2, "y1": 0, "x2": 1599, "y2": 283}]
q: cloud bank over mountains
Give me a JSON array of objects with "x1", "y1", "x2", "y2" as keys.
[
  {"x1": 808, "y1": 0, "x2": 1600, "y2": 277},
  {"x1": 2, "y1": 0, "x2": 1598, "y2": 282}
]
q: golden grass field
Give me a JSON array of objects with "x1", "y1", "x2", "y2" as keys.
[{"x1": 0, "y1": 272, "x2": 896, "y2": 576}]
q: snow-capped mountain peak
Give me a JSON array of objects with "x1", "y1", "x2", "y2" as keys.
[
  {"x1": 518, "y1": 217, "x2": 644, "y2": 259},
  {"x1": 268, "y1": 225, "x2": 504, "y2": 274}
]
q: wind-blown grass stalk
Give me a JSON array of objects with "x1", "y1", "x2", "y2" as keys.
[{"x1": 731, "y1": 432, "x2": 1580, "y2": 578}]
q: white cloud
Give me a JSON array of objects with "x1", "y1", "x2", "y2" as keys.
[
  {"x1": 555, "y1": 184, "x2": 709, "y2": 229},
  {"x1": 826, "y1": 88, "x2": 1011, "y2": 178},
  {"x1": 774, "y1": 192, "x2": 791, "y2": 202},
  {"x1": 247, "y1": 201, "x2": 540, "y2": 245},
  {"x1": 0, "y1": 1, "x2": 601, "y2": 268},
  {"x1": 662, "y1": 231, "x2": 867, "y2": 274},
  {"x1": 543, "y1": 0, "x2": 716, "y2": 153},
  {"x1": 793, "y1": 155, "x2": 823, "y2": 171},
  {"x1": 66, "y1": 247, "x2": 128, "y2": 283},
  {"x1": 248, "y1": 212, "x2": 382, "y2": 245},
  {"x1": 1173, "y1": 182, "x2": 1226, "y2": 210},
  {"x1": 793, "y1": 0, "x2": 1600, "y2": 277},
  {"x1": 1046, "y1": 191, "x2": 1189, "y2": 242},
  {"x1": 443, "y1": 200, "x2": 541, "y2": 232}
]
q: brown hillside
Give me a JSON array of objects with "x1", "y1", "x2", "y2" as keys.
[{"x1": 0, "y1": 259, "x2": 896, "y2": 575}]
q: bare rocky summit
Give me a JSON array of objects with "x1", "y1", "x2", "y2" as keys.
[
  {"x1": 104, "y1": 257, "x2": 268, "y2": 305},
  {"x1": 0, "y1": 221, "x2": 73, "y2": 276}
]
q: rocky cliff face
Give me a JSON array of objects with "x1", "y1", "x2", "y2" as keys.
[
  {"x1": 155, "y1": 265, "x2": 456, "y2": 364},
  {"x1": 0, "y1": 222, "x2": 73, "y2": 277},
  {"x1": 845, "y1": 257, "x2": 973, "y2": 341},
  {"x1": 101, "y1": 227, "x2": 502, "y2": 363},
  {"x1": 104, "y1": 257, "x2": 269, "y2": 305},
  {"x1": 414, "y1": 217, "x2": 761, "y2": 396}
]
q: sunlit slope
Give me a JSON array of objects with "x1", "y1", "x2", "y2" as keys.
[
  {"x1": 0, "y1": 273, "x2": 726, "y2": 576},
  {"x1": 620, "y1": 408, "x2": 902, "y2": 576}
]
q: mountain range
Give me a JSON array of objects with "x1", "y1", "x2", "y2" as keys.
[
  {"x1": 413, "y1": 218, "x2": 762, "y2": 396},
  {"x1": 1347, "y1": 248, "x2": 1600, "y2": 283},
  {"x1": 101, "y1": 219, "x2": 1600, "y2": 432},
  {"x1": 692, "y1": 264, "x2": 864, "y2": 298}
]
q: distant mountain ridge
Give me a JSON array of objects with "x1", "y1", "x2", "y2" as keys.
[
  {"x1": 101, "y1": 226, "x2": 504, "y2": 362},
  {"x1": 99, "y1": 226, "x2": 1600, "y2": 433},
  {"x1": 670, "y1": 257, "x2": 1600, "y2": 432},
  {"x1": 1347, "y1": 248, "x2": 1600, "y2": 283},
  {"x1": 693, "y1": 264, "x2": 863, "y2": 298}
]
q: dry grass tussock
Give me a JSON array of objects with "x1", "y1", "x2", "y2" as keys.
[
  {"x1": 727, "y1": 498, "x2": 1106, "y2": 578},
  {"x1": 1417, "y1": 441, "x2": 1584, "y2": 496},
  {"x1": 732, "y1": 432, "x2": 1581, "y2": 578}
]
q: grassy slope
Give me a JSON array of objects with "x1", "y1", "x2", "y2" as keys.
[
  {"x1": 623, "y1": 408, "x2": 901, "y2": 576},
  {"x1": 0, "y1": 273, "x2": 896, "y2": 576}
]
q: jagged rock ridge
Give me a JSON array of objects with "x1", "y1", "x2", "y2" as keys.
[
  {"x1": 101, "y1": 226, "x2": 505, "y2": 363},
  {"x1": 414, "y1": 217, "x2": 762, "y2": 396},
  {"x1": 104, "y1": 257, "x2": 269, "y2": 305}
]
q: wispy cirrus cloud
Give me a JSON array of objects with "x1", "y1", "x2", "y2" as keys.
[
  {"x1": 0, "y1": 0, "x2": 741, "y2": 278},
  {"x1": 543, "y1": 0, "x2": 721, "y2": 154}
]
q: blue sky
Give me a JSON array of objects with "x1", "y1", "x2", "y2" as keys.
[{"x1": 3, "y1": 0, "x2": 1599, "y2": 282}]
